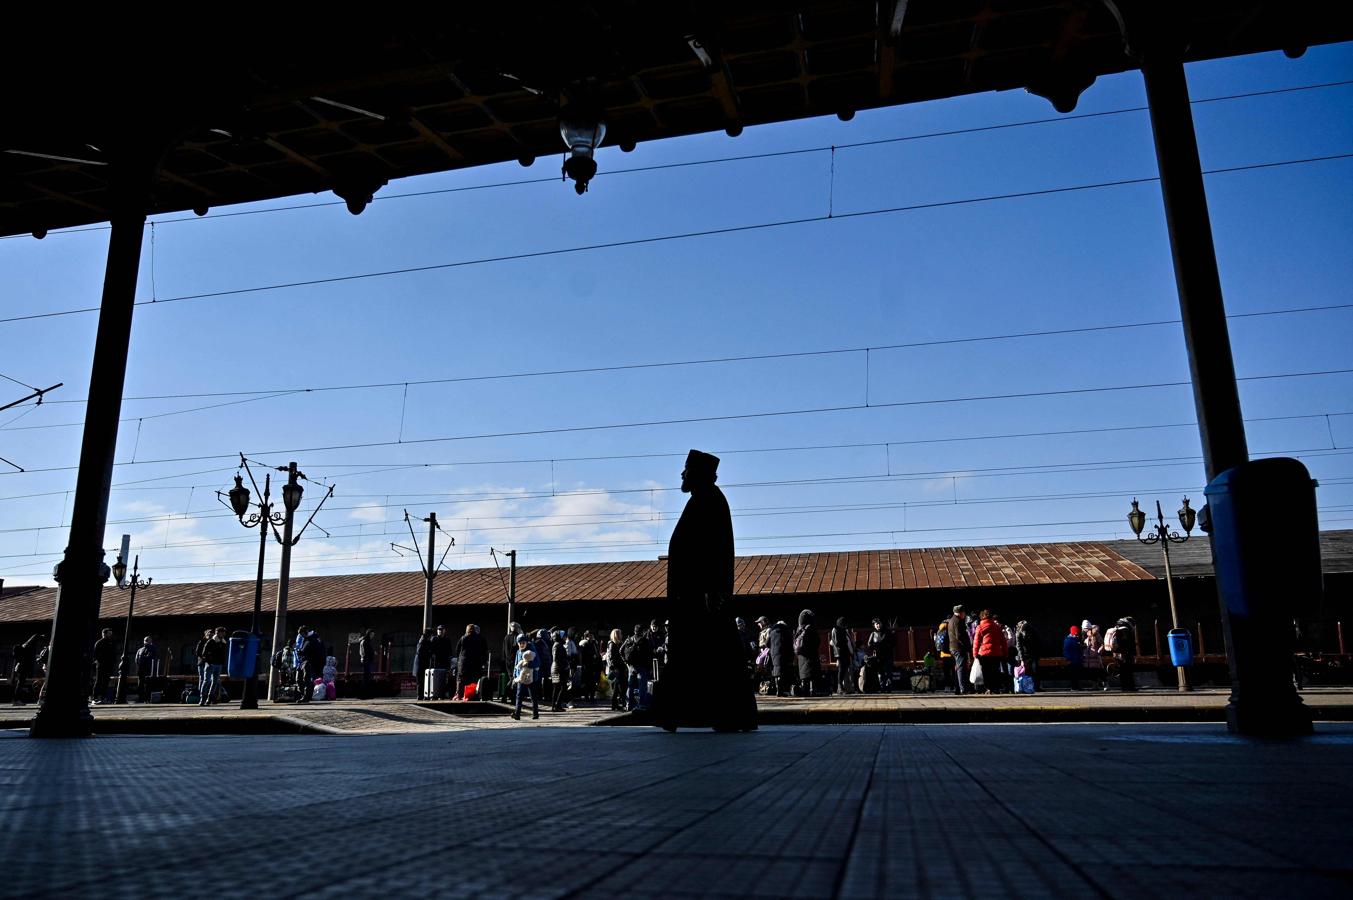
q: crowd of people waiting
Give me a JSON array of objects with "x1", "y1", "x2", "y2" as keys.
[{"x1": 4, "y1": 605, "x2": 1147, "y2": 709}]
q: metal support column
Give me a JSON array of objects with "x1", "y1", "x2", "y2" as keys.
[
  {"x1": 506, "y1": 549, "x2": 517, "y2": 631},
  {"x1": 268, "y1": 463, "x2": 299, "y2": 701},
  {"x1": 30, "y1": 205, "x2": 147, "y2": 738},
  {"x1": 1107, "y1": 0, "x2": 1312, "y2": 734},
  {"x1": 1139, "y1": 57, "x2": 1248, "y2": 479},
  {"x1": 421, "y1": 512, "x2": 437, "y2": 632}
]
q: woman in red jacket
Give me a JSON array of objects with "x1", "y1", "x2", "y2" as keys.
[{"x1": 973, "y1": 610, "x2": 1008, "y2": 695}]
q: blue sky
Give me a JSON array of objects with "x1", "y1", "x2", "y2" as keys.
[{"x1": 1, "y1": 44, "x2": 1351, "y2": 586}]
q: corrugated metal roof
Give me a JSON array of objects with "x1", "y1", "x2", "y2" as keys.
[{"x1": 0, "y1": 540, "x2": 1162, "y2": 624}]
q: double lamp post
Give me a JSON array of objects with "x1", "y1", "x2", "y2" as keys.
[
  {"x1": 1127, "y1": 496, "x2": 1197, "y2": 691},
  {"x1": 110, "y1": 553, "x2": 150, "y2": 703},
  {"x1": 222, "y1": 455, "x2": 331, "y2": 710}
]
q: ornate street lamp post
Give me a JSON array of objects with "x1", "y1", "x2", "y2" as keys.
[
  {"x1": 111, "y1": 554, "x2": 150, "y2": 704},
  {"x1": 223, "y1": 462, "x2": 284, "y2": 710},
  {"x1": 221, "y1": 455, "x2": 333, "y2": 708},
  {"x1": 1128, "y1": 496, "x2": 1197, "y2": 691}
]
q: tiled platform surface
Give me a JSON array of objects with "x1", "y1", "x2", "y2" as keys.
[
  {"x1": 3, "y1": 687, "x2": 1349, "y2": 735},
  {"x1": 2, "y1": 722, "x2": 1351, "y2": 899}
]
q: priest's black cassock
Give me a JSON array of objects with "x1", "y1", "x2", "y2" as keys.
[{"x1": 652, "y1": 450, "x2": 757, "y2": 732}]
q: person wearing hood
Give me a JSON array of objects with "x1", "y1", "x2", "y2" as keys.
[
  {"x1": 651, "y1": 449, "x2": 757, "y2": 732},
  {"x1": 793, "y1": 610, "x2": 821, "y2": 697},
  {"x1": 829, "y1": 617, "x2": 856, "y2": 695},
  {"x1": 1111, "y1": 617, "x2": 1138, "y2": 692},
  {"x1": 412, "y1": 628, "x2": 433, "y2": 700},
  {"x1": 1063, "y1": 625, "x2": 1084, "y2": 691},
  {"x1": 501, "y1": 622, "x2": 524, "y2": 700},
  {"x1": 766, "y1": 619, "x2": 794, "y2": 696}
]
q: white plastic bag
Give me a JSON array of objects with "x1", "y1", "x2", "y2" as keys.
[
  {"x1": 969, "y1": 658, "x2": 983, "y2": 688},
  {"x1": 312, "y1": 681, "x2": 326, "y2": 701}
]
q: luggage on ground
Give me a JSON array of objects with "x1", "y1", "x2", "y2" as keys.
[{"x1": 424, "y1": 667, "x2": 447, "y2": 700}]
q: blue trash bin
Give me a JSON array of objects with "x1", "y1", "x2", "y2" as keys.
[
  {"x1": 1167, "y1": 628, "x2": 1193, "y2": 667},
  {"x1": 227, "y1": 631, "x2": 259, "y2": 679}
]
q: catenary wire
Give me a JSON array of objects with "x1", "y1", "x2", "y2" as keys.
[
  {"x1": 34, "y1": 300, "x2": 1353, "y2": 409},
  {"x1": 2, "y1": 150, "x2": 1350, "y2": 327}
]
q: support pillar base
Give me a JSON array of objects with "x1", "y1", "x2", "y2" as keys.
[
  {"x1": 1226, "y1": 694, "x2": 1313, "y2": 738},
  {"x1": 29, "y1": 705, "x2": 94, "y2": 739}
]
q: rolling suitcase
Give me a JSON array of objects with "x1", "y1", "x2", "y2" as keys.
[
  {"x1": 475, "y1": 676, "x2": 492, "y2": 701},
  {"x1": 424, "y1": 667, "x2": 447, "y2": 700}
]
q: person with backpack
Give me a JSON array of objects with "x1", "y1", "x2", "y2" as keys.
[
  {"x1": 830, "y1": 617, "x2": 856, "y2": 695},
  {"x1": 793, "y1": 609, "x2": 821, "y2": 697},
  {"x1": 1083, "y1": 623, "x2": 1107, "y2": 690},
  {"x1": 192, "y1": 627, "x2": 213, "y2": 703},
  {"x1": 199, "y1": 627, "x2": 228, "y2": 705},
  {"x1": 511, "y1": 632, "x2": 540, "y2": 720},
  {"x1": 1109, "y1": 618, "x2": 1138, "y2": 691},
  {"x1": 621, "y1": 624, "x2": 652, "y2": 711},
  {"x1": 945, "y1": 606, "x2": 972, "y2": 696},
  {"x1": 1063, "y1": 625, "x2": 1085, "y2": 690},
  {"x1": 134, "y1": 636, "x2": 159, "y2": 703},
  {"x1": 972, "y1": 611, "x2": 1007, "y2": 696},
  {"x1": 294, "y1": 629, "x2": 327, "y2": 703},
  {"x1": 934, "y1": 621, "x2": 951, "y2": 691}
]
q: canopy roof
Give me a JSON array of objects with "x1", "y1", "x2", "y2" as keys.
[{"x1": 4, "y1": 2, "x2": 1350, "y2": 237}]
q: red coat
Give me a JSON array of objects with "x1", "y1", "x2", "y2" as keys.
[{"x1": 973, "y1": 619, "x2": 1008, "y2": 657}]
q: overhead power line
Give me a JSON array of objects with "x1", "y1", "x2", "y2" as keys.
[
  {"x1": 32, "y1": 300, "x2": 1353, "y2": 410},
  {"x1": 2, "y1": 406, "x2": 1348, "y2": 501},
  {"x1": 2, "y1": 150, "x2": 1350, "y2": 327}
]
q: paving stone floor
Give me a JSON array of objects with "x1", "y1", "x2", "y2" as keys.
[{"x1": 2, "y1": 722, "x2": 1351, "y2": 898}]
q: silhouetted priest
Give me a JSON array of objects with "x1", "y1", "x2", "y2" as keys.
[{"x1": 653, "y1": 449, "x2": 758, "y2": 732}]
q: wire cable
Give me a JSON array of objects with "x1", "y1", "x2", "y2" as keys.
[{"x1": 2, "y1": 150, "x2": 1350, "y2": 326}]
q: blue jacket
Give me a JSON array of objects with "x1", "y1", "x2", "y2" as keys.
[
  {"x1": 515, "y1": 646, "x2": 540, "y2": 677},
  {"x1": 1063, "y1": 634, "x2": 1083, "y2": 665}
]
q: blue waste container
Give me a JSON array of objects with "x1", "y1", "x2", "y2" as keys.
[
  {"x1": 227, "y1": 631, "x2": 259, "y2": 679},
  {"x1": 1167, "y1": 628, "x2": 1193, "y2": 667}
]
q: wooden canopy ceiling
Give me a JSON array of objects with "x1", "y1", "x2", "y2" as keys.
[{"x1": 2, "y1": 1, "x2": 1349, "y2": 237}]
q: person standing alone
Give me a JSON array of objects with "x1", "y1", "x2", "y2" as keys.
[
  {"x1": 651, "y1": 450, "x2": 756, "y2": 732},
  {"x1": 92, "y1": 628, "x2": 119, "y2": 704}
]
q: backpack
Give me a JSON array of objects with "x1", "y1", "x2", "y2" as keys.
[
  {"x1": 1103, "y1": 626, "x2": 1118, "y2": 652},
  {"x1": 793, "y1": 627, "x2": 806, "y2": 655},
  {"x1": 935, "y1": 626, "x2": 949, "y2": 653}
]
